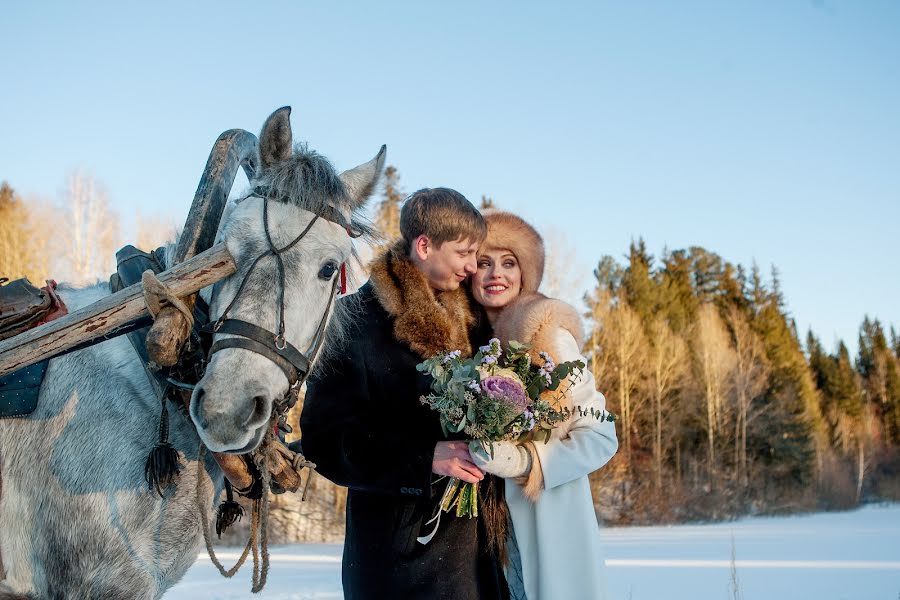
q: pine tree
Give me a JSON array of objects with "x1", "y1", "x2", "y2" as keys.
[
  {"x1": 373, "y1": 165, "x2": 404, "y2": 245},
  {"x1": 858, "y1": 317, "x2": 900, "y2": 445},
  {"x1": 622, "y1": 239, "x2": 658, "y2": 324},
  {"x1": 658, "y1": 249, "x2": 697, "y2": 335}
]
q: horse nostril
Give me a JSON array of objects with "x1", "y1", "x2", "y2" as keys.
[
  {"x1": 245, "y1": 395, "x2": 270, "y2": 426},
  {"x1": 194, "y1": 387, "x2": 208, "y2": 427}
]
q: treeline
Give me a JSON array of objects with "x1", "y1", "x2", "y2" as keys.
[
  {"x1": 0, "y1": 177, "x2": 172, "y2": 286},
  {"x1": 584, "y1": 241, "x2": 900, "y2": 524}
]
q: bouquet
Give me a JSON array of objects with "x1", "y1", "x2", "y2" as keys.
[{"x1": 416, "y1": 338, "x2": 614, "y2": 539}]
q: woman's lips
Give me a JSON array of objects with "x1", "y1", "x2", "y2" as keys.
[{"x1": 484, "y1": 285, "x2": 507, "y2": 295}]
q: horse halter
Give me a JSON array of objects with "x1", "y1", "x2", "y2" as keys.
[{"x1": 202, "y1": 193, "x2": 351, "y2": 407}]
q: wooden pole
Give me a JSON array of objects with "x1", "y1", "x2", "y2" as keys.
[
  {"x1": 146, "y1": 129, "x2": 258, "y2": 366},
  {"x1": 0, "y1": 243, "x2": 235, "y2": 377}
]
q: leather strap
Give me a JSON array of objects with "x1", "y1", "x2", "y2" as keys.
[{"x1": 206, "y1": 319, "x2": 309, "y2": 385}]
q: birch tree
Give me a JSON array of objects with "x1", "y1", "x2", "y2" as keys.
[
  {"x1": 726, "y1": 306, "x2": 770, "y2": 488},
  {"x1": 695, "y1": 303, "x2": 736, "y2": 483},
  {"x1": 645, "y1": 316, "x2": 688, "y2": 491},
  {"x1": 59, "y1": 171, "x2": 120, "y2": 285}
]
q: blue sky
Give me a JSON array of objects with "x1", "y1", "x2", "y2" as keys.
[{"x1": 2, "y1": 0, "x2": 898, "y2": 353}]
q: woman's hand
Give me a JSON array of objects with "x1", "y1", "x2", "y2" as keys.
[
  {"x1": 468, "y1": 440, "x2": 531, "y2": 478},
  {"x1": 433, "y1": 441, "x2": 485, "y2": 483}
]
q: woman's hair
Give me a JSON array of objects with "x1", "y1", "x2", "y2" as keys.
[
  {"x1": 480, "y1": 210, "x2": 546, "y2": 294},
  {"x1": 399, "y1": 188, "x2": 487, "y2": 252}
]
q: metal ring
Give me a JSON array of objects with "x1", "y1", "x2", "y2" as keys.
[{"x1": 274, "y1": 334, "x2": 287, "y2": 351}]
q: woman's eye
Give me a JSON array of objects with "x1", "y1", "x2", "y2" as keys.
[{"x1": 318, "y1": 262, "x2": 338, "y2": 280}]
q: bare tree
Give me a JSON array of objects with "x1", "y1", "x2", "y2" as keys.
[
  {"x1": 694, "y1": 303, "x2": 736, "y2": 483},
  {"x1": 540, "y1": 225, "x2": 583, "y2": 308},
  {"x1": 605, "y1": 301, "x2": 649, "y2": 467},
  {"x1": 726, "y1": 306, "x2": 770, "y2": 488},
  {"x1": 59, "y1": 171, "x2": 120, "y2": 285},
  {"x1": 135, "y1": 210, "x2": 176, "y2": 252},
  {"x1": 644, "y1": 316, "x2": 688, "y2": 492}
]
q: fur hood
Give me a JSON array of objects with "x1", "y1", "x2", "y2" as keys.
[
  {"x1": 492, "y1": 292, "x2": 584, "y2": 366},
  {"x1": 368, "y1": 242, "x2": 476, "y2": 358}
]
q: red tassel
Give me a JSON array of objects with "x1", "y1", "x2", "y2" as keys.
[{"x1": 339, "y1": 263, "x2": 347, "y2": 295}]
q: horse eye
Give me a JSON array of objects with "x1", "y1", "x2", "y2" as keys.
[{"x1": 318, "y1": 262, "x2": 338, "y2": 280}]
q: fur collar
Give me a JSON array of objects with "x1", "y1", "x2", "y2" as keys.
[
  {"x1": 368, "y1": 242, "x2": 476, "y2": 359},
  {"x1": 492, "y1": 292, "x2": 584, "y2": 366},
  {"x1": 494, "y1": 293, "x2": 585, "y2": 503}
]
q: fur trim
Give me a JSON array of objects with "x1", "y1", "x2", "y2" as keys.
[
  {"x1": 481, "y1": 211, "x2": 545, "y2": 294},
  {"x1": 496, "y1": 293, "x2": 585, "y2": 502},
  {"x1": 515, "y1": 441, "x2": 544, "y2": 502},
  {"x1": 368, "y1": 242, "x2": 476, "y2": 358},
  {"x1": 492, "y1": 293, "x2": 584, "y2": 367}
]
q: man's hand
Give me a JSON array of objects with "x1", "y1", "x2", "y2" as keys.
[{"x1": 432, "y1": 441, "x2": 485, "y2": 484}]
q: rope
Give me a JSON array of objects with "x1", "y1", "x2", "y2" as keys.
[
  {"x1": 197, "y1": 444, "x2": 254, "y2": 578},
  {"x1": 195, "y1": 439, "x2": 273, "y2": 593},
  {"x1": 142, "y1": 270, "x2": 194, "y2": 329}
]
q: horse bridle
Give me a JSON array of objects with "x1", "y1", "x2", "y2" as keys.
[{"x1": 201, "y1": 192, "x2": 357, "y2": 418}]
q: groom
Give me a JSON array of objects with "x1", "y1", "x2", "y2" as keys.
[{"x1": 300, "y1": 188, "x2": 508, "y2": 599}]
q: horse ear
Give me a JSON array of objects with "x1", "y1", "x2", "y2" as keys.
[
  {"x1": 259, "y1": 106, "x2": 293, "y2": 169},
  {"x1": 339, "y1": 145, "x2": 387, "y2": 207}
]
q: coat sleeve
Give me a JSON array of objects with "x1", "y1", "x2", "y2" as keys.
[
  {"x1": 530, "y1": 328, "x2": 619, "y2": 491},
  {"x1": 300, "y1": 332, "x2": 435, "y2": 498}
]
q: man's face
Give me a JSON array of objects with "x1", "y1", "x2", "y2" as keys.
[{"x1": 415, "y1": 236, "x2": 480, "y2": 292}]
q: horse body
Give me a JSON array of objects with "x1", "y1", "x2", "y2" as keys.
[
  {"x1": 0, "y1": 285, "x2": 218, "y2": 599},
  {"x1": 0, "y1": 107, "x2": 383, "y2": 599}
]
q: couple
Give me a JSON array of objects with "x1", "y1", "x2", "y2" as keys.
[{"x1": 300, "y1": 188, "x2": 618, "y2": 600}]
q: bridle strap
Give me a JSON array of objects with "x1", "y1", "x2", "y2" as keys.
[
  {"x1": 205, "y1": 318, "x2": 310, "y2": 385},
  {"x1": 210, "y1": 336, "x2": 299, "y2": 386}
]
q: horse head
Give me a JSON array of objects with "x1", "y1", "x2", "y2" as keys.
[{"x1": 191, "y1": 106, "x2": 384, "y2": 453}]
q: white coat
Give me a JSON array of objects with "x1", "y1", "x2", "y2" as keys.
[{"x1": 503, "y1": 328, "x2": 619, "y2": 600}]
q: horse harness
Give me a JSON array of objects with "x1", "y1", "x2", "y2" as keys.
[{"x1": 198, "y1": 191, "x2": 359, "y2": 429}]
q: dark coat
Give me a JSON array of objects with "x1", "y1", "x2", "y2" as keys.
[{"x1": 301, "y1": 246, "x2": 508, "y2": 600}]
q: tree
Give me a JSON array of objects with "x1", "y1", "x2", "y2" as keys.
[
  {"x1": 373, "y1": 166, "x2": 403, "y2": 247},
  {"x1": 59, "y1": 171, "x2": 120, "y2": 285},
  {"x1": 540, "y1": 226, "x2": 581, "y2": 308},
  {"x1": 694, "y1": 303, "x2": 736, "y2": 483},
  {"x1": 858, "y1": 317, "x2": 900, "y2": 446},
  {"x1": 644, "y1": 316, "x2": 688, "y2": 492},
  {"x1": 605, "y1": 302, "x2": 648, "y2": 467},
  {"x1": 0, "y1": 182, "x2": 32, "y2": 279},
  {"x1": 0, "y1": 183, "x2": 57, "y2": 283},
  {"x1": 135, "y1": 210, "x2": 176, "y2": 252},
  {"x1": 727, "y1": 306, "x2": 770, "y2": 488}
]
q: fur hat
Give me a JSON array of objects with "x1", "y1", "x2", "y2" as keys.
[{"x1": 480, "y1": 210, "x2": 545, "y2": 294}]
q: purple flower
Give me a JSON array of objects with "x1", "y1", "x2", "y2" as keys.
[{"x1": 481, "y1": 375, "x2": 528, "y2": 414}]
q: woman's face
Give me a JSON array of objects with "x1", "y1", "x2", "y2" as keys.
[{"x1": 472, "y1": 248, "x2": 522, "y2": 310}]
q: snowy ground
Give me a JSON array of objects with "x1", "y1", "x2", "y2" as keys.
[{"x1": 167, "y1": 504, "x2": 900, "y2": 599}]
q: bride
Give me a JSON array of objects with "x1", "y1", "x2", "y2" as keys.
[{"x1": 467, "y1": 210, "x2": 619, "y2": 600}]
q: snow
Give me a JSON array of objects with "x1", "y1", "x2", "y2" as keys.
[{"x1": 166, "y1": 504, "x2": 900, "y2": 599}]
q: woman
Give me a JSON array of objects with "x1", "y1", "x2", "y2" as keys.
[{"x1": 467, "y1": 211, "x2": 619, "y2": 600}]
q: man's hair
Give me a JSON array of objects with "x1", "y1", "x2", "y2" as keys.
[{"x1": 399, "y1": 187, "x2": 487, "y2": 251}]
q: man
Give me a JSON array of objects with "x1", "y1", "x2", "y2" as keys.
[{"x1": 300, "y1": 188, "x2": 508, "y2": 599}]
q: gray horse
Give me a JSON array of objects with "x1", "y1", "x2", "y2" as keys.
[{"x1": 0, "y1": 107, "x2": 384, "y2": 599}]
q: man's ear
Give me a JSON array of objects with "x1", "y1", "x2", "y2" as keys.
[{"x1": 412, "y1": 235, "x2": 431, "y2": 261}]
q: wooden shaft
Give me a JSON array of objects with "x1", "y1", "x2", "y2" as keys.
[
  {"x1": 146, "y1": 129, "x2": 258, "y2": 366},
  {"x1": 0, "y1": 243, "x2": 235, "y2": 377}
]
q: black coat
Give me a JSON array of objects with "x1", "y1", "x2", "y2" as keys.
[{"x1": 301, "y1": 282, "x2": 507, "y2": 600}]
